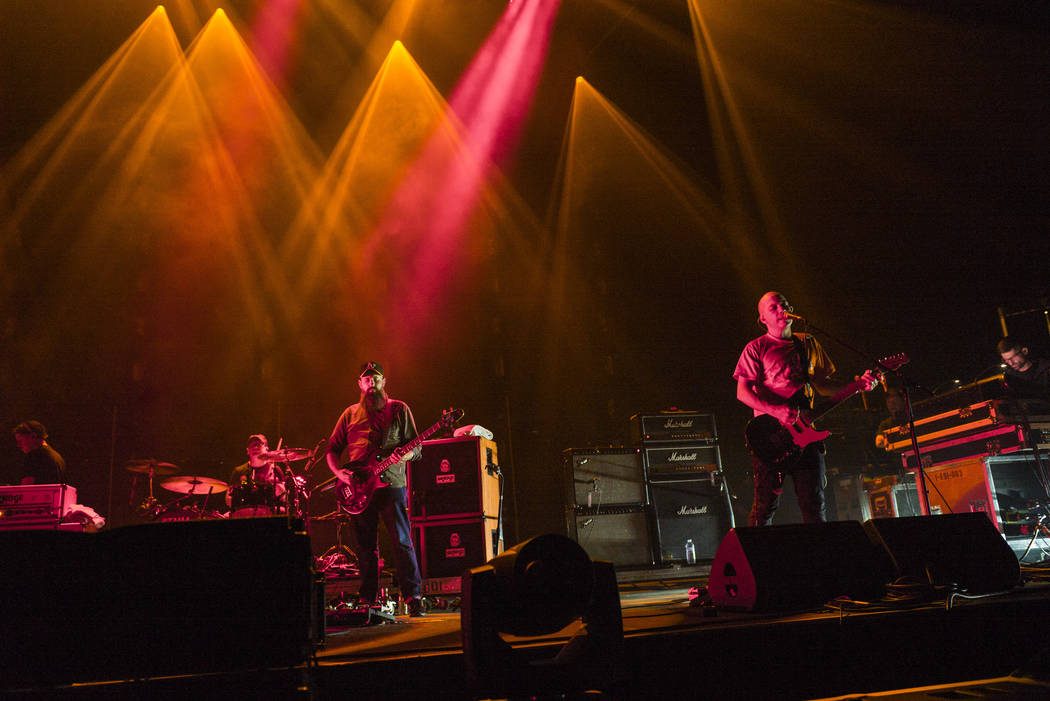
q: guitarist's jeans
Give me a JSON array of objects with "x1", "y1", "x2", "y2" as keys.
[
  {"x1": 749, "y1": 442, "x2": 827, "y2": 526},
  {"x1": 350, "y1": 485, "x2": 422, "y2": 602}
]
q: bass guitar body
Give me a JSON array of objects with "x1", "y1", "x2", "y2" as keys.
[
  {"x1": 335, "y1": 458, "x2": 388, "y2": 516},
  {"x1": 334, "y1": 407, "x2": 465, "y2": 515},
  {"x1": 744, "y1": 413, "x2": 830, "y2": 467}
]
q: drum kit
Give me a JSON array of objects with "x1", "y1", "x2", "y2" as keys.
[{"x1": 128, "y1": 447, "x2": 318, "y2": 523}]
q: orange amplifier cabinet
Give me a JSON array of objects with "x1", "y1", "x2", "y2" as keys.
[
  {"x1": 913, "y1": 452, "x2": 1047, "y2": 537},
  {"x1": 408, "y1": 436, "x2": 499, "y2": 521}
]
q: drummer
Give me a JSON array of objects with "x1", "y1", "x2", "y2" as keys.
[{"x1": 227, "y1": 434, "x2": 286, "y2": 511}]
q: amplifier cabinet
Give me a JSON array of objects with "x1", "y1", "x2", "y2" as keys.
[
  {"x1": 566, "y1": 503, "x2": 653, "y2": 568},
  {"x1": 563, "y1": 447, "x2": 645, "y2": 506},
  {"x1": 830, "y1": 474, "x2": 872, "y2": 522},
  {"x1": 915, "y1": 451, "x2": 1048, "y2": 537},
  {"x1": 868, "y1": 479, "x2": 922, "y2": 519},
  {"x1": 0, "y1": 484, "x2": 77, "y2": 527},
  {"x1": 630, "y1": 412, "x2": 717, "y2": 443},
  {"x1": 411, "y1": 517, "x2": 498, "y2": 580},
  {"x1": 408, "y1": 436, "x2": 499, "y2": 521},
  {"x1": 644, "y1": 443, "x2": 721, "y2": 479},
  {"x1": 649, "y1": 478, "x2": 734, "y2": 564}
]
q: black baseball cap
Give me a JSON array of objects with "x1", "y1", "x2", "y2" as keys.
[
  {"x1": 246, "y1": 434, "x2": 267, "y2": 447},
  {"x1": 359, "y1": 361, "x2": 384, "y2": 377}
]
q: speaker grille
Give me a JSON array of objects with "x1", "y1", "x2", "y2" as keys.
[
  {"x1": 569, "y1": 505, "x2": 652, "y2": 568},
  {"x1": 563, "y1": 448, "x2": 645, "y2": 505},
  {"x1": 650, "y1": 479, "x2": 732, "y2": 563}
]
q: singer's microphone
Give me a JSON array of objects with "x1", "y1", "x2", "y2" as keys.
[{"x1": 785, "y1": 312, "x2": 806, "y2": 322}]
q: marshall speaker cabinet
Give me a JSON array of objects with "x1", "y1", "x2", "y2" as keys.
[{"x1": 649, "y1": 476, "x2": 734, "y2": 563}]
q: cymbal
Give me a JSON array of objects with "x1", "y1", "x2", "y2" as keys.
[
  {"x1": 125, "y1": 459, "x2": 179, "y2": 475},
  {"x1": 161, "y1": 476, "x2": 228, "y2": 494},
  {"x1": 260, "y1": 448, "x2": 312, "y2": 462}
]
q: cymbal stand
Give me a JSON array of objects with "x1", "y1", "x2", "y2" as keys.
[
  {"x1": 317, "y1": 512, "x2": 359, "y2": 575},
  {"x1": 287, "y1": 439, "x2": 327, "y2": 526},
  {"x1": 137, "y1": 464, "x2": 160, "y2": 515}
]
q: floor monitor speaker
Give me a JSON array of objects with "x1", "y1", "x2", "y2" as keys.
[
  {"x1": 863, "y1": 512, "x2": 1021, "y2": 593},
  {"x1": 708, "y1": 521, "x2": 893, "y2": 612}
]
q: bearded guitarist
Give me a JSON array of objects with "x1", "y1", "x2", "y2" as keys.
[
  {"x1": 734, "y1": 291, "x2": 880, "y2": 527},
  {"x1": 325, "y1": 361, "x2": 426, "y2": 617}
]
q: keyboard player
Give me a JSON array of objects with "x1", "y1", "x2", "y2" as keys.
[{"x1": 12, "y1": 420, "x2": 66, "y2": 485}]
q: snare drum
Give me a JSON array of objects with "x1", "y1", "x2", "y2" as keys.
[{"x1": 229, "y1": 481, "x2": 285, "y2": 518}]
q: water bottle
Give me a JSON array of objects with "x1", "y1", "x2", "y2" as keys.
[{"x1": 684, "y1": 538, "x2": 696, "y2": 565}]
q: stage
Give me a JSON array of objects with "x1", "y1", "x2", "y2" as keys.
[{"x1": 6, "y1": 550, "x2": 1050, "y2": 700}]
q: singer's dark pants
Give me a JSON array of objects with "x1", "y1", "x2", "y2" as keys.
[
  {"x1": 748, "y1": 442, "x2": 827, "y2": 526},
  {"x1": 350, "y1": 485, "x2": 422, "y2": 602}
]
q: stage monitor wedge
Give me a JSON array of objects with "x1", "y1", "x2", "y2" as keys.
[
  {"x1": 863, "y1": 512, "x2": 1021, "y2": 593},
  {"x1": 708, "y1": 521, "x2": 894, "y2": 612}
]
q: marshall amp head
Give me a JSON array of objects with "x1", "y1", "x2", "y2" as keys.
[
  {"x1": 643, "y1": 443, "x2": 721, "y2": 479},
  {"x1": 630, "y1": 412, "x2": 718, "y2": 444}
]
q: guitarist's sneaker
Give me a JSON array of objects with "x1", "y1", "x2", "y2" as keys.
[{"x1": 406, "y1": 597, "x2": 426, "y2": 617}]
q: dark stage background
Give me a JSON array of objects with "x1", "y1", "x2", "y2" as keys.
[{"x1": 1, "y1": 0, "x2": 1047, "y2": 543}]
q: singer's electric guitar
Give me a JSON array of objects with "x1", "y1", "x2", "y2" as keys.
[
  {"x1": 744, "y1": 354, "x2": 909, "y2": 467},
  {"x1": 335, "y1": 407, "x2": 464, "y2": 515}
]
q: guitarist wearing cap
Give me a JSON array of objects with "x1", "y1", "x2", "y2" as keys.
[
  {"x1": 734, "y1": 291, "x2": 880, "y2": 526},
  {"x1": 325, "y1": 361, "x2": 426, "y2": 617}
]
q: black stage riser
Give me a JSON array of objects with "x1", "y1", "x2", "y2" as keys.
[{"x1": 0, "y1": 517, "x2": 318, "y2": 689}]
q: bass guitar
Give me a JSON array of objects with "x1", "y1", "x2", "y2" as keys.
[
  {"x1": 336, "y1": 407, "x2": 464, "y2": 515},
  {"x1": 744, "y1": 353, "x2": 909, "y2": 467}
]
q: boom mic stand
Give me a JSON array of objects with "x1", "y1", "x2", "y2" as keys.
[{"x1": 790, "y1": 316, "x2": 942, "y2": 517}]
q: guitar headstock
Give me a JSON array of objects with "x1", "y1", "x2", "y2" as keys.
[
  {"x1": 878, "y1": 353, "x2": 910, "y2": 372},
  {"x1": 441, "y1": 407, "x2": 465, "y2": 427}
]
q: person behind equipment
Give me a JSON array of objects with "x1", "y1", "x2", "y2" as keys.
[
  {"x1": 998, "y1": 337, "x2": 1050, "y2": 397},
  {"x1": 227, "y1": 434, "x2": 285, "y2": 515},
  {"x1": 13, "y1": 420, "x2": 66, "y2": 485}
]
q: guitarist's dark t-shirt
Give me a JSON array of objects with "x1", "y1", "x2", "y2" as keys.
[
  {"x1": 327, "y1": 400, "x2": 420, "y2": 488},
  {"x1": 733, "y1": 333, "x2": 835, "y2": 415}
]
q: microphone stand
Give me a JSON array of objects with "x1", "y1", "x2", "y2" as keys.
[
  {"x1": 790, "y1": 316, "x2": 940, "y2": 517},
  {"x1": 486, "y1": 446, "x2": 505, "y2": 555}
]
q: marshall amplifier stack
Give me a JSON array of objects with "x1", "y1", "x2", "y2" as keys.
[
  {"x1": 563, "y1": 411, "x2": 735, "y2": 569},
  {"x1": 408, "y1": 436, "x2": 501, "y2": 592},
  {"x1": 633, "y1": 411, "x2": 735, "y2": 565}
]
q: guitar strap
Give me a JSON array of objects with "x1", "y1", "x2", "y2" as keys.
[{"x1": 790, "y1": 334, "x2": 814, "y2": 410}]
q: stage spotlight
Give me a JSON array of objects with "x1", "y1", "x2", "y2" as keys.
[{"x1": 461, "y1": 533, "x2": 623, "y2": 697}]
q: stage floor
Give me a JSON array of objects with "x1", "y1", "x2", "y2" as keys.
[
  {"x1": 9, "y1": 560, "x2": 1050, "y2": 700},
  {"x1": 308, "y1": 565, "x2": 1050, "y2": 700}
]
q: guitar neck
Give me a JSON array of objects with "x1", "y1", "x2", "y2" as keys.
[
  {"x1": 375, "y1": 419, "x2": 447, "y2": 472},
  {"x1": 811, "y1": 379, "x2": 867, "y2": 422}
]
